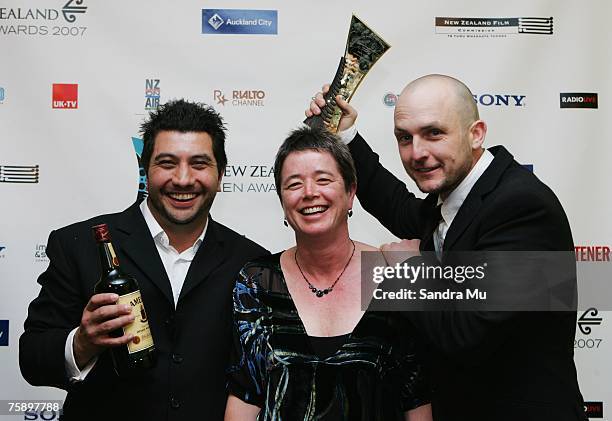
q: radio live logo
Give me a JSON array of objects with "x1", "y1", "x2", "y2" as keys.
[
  {"x1": 0, "y1": 165, "x2": 39, "y2": 183},
  {"x1": 560, "y1": 93, "x2": 598, "y2": 109},
  {"x1": 435, "y1": 17, "x2": 553, "y2": 38},
  {"x1": 584, "y1": 401, "x2": 604, "y2": 418},
  {"x1": 52, "y1": 83, "x2": 78, "y2": 109}
]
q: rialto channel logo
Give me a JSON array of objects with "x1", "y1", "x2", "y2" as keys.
[
  {"x1": 560, "y1": 93, "x2": 598, "y2": 109},
  {"x1": 202, "y1": 9, "x2": 277, "y2": 35},
  {"x1": 0, "y1": 0, "x2": 88, "y2": 37},
  {"x1": 0, "y1": 164, "x2": 39, "y2": 183},
  {"x1": 214, "y1": 89, "x2": 266, "y2": 107},
  {"x1": 435, "y1": 16, "x2": 553, "y2": 38},
  {"x1": 52, "y1": 83, "x2": 78, "y2": 109}
]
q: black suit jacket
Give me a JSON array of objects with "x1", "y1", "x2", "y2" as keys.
[
  {"x1": 350, "y1": 134, "x2": 586, "y2": 421},
  {"x1": 19, "y1": 202, "x2": 268, "y2": 421}
]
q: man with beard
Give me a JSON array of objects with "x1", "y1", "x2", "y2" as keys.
[
  {"x1": 307, "y1": 75, "x2": 586, "y2": 421},
  {"x1": 20, "y1": 99, "x2": 268, "y2": 421}
]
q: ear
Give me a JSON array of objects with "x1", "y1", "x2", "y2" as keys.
[{"x1": 469, "y1": 120, "x2": 487, "y2": 150}]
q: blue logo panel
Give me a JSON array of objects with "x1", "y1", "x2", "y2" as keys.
[
  {"x1": 0, "y1": 320, "x2": 8, "y2": 346},
  {"x1": 202, "y1": 9, "x2": 278, "y2": 35}
]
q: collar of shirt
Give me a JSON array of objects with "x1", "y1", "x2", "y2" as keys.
[
  {"x1": 139, "y1": 199, "x2": 207, "y2": 258},
  {"x1": 437, "y1": 148, "x2": 494, "y2": 229}
]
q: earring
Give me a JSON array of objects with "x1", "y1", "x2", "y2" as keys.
[
  {"x1": 283, "y1": 219, "x2": 288, "y2": 227},
  {"x1": 348, "y1": 209, "x2": 353, "y2": 217}
]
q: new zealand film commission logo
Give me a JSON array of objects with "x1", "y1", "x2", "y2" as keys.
[
  {"x1": 0, "y1": 0, "x2": 88, "y2": 37},
  {"x1": 383, "y1": 92, "x2": 526, "y2": 108},
  {"x1": 435, "y1": 16, "x2": 553, "y2": 38}
]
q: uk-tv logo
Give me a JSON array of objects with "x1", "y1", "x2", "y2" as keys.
[
  {"x1": 52, "y1": 83, "x2": 78, "y2": 109},
  {"x1": 202, "y1": 9, "x2": 278, "y2": 35},
  {"x1": 435, "y1": 17, "x2": 553, "y2": 38}
]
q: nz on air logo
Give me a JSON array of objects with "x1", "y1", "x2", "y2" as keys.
[
  {"x1": 202, "y1": 9, "x2": 278, "y2": 35},
  {"x1": 0, "y1": 0, "x2": 88, "y2": 37},
  {"x1": 144, "y1": 79, "x2": 160, "y2": 111},
  {"x1": 0, "y1": 164, "x2": 39, "y2": 183},
  {"x1": 435, "y1": 17, "x2": 553, "y2": 38},
  {"x1": 52, "y1": 83, "x2": 78, "y2": 109}
]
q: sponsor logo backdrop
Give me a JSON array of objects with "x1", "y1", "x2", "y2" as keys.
[{"x1": 1, "y1": 1, "x2": 610, "y2": 419}]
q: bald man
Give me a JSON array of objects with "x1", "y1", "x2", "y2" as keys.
[{"x1": 308, "y1": 75, "x2": 586, "y2": 421}]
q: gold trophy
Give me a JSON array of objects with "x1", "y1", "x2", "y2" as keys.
[{"x1": 304, "y1": 15, "x2": 390, "y2": 132}]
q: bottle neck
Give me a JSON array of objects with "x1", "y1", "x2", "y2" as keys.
[{"x1": 98, "y1": 241, "x2": 120, "y2": 274}]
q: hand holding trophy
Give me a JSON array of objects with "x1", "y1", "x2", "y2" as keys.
[{"x1": 303, "y1": 15, "x2": 390, "y2": 133}]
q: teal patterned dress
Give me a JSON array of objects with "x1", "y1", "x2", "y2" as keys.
[{"x1": 227, "y1": 253, "x2": 430, "y2": 420}]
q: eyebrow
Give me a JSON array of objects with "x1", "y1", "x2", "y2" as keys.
[
  {"x1": 283, "y1": 169, "x2": 335, "y2": 182},
  {"x1": 153, "y1": 153, "x2": 214, "y2": 162}
]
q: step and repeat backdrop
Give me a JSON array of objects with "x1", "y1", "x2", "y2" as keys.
[{"x1": 1, "y1": 0, "x2": 610, "y2": 419}]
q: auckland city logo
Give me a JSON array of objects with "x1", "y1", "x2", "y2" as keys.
[
  {"x1": 202, "y1": 9, "x2": 278, "y2": 35},
  {"x1": 435, "y1": 16, "x2": 553, "y2": 38}
]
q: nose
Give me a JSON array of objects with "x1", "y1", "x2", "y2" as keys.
[
  {"x1": 411, "y1": 137, "x2": 429, "y2": 161},
  {"x1": 172, "y1": 163, "x2": 195, "y2": 187},
  {"x1": 303, "y1": 179, "x2": 319, "y2": 199}
]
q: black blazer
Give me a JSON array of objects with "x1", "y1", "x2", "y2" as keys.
[
  {"x1": 19, "y1": 203, "x2": 268, "y2": 421},
  {"x1": 349, "y1": 134, "x2": 586, "y2": 421}
]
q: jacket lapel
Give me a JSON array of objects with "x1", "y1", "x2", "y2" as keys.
[
  {"x1": 419, "y1": 194, "x2": 441, "y2": 252},
  {"x1": 114, "y1": 203, "x2": 174, "y2": 304},
  {"x1": 178, "y1": 217, "x2": 227, "y2": 302},
  {"x1": 443, "y1": 146, "x2": 514, "y2": 251}
]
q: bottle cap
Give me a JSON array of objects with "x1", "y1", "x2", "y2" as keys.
[{"x1": 92, "y1": 223, "x2": 111, "y2": 242}]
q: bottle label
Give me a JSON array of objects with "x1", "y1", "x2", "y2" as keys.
[
  {"x1": 117, "y1": 290, "x2": 154, "y2": 354},
  {"x1": 107, "y1": 243, "x2": 120, "y2": 267}
]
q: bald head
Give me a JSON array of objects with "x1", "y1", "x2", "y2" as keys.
[{"x1": 400, "y1": 74, "x2": 479, "y2": 128}]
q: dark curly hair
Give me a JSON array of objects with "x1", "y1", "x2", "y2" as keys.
[{"x1": 140, "y1": 99, "x2": 227, "y2": 176}]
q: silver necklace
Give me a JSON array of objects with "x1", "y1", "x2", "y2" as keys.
[{"x1": 294, "y1": 239, "x2": 356, "y2": 298}]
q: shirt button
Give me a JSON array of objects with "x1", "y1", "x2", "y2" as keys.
[
  {"x1": 170, "y1": 397, "x2": 180, "y2": 409},
  {"x1": 172, "y1": 353, "x2": 183, "y2": 364}
]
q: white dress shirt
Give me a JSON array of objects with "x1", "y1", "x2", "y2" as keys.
[{"x1": 64, "y1": 199, "x2": 207, "y2": 381}]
